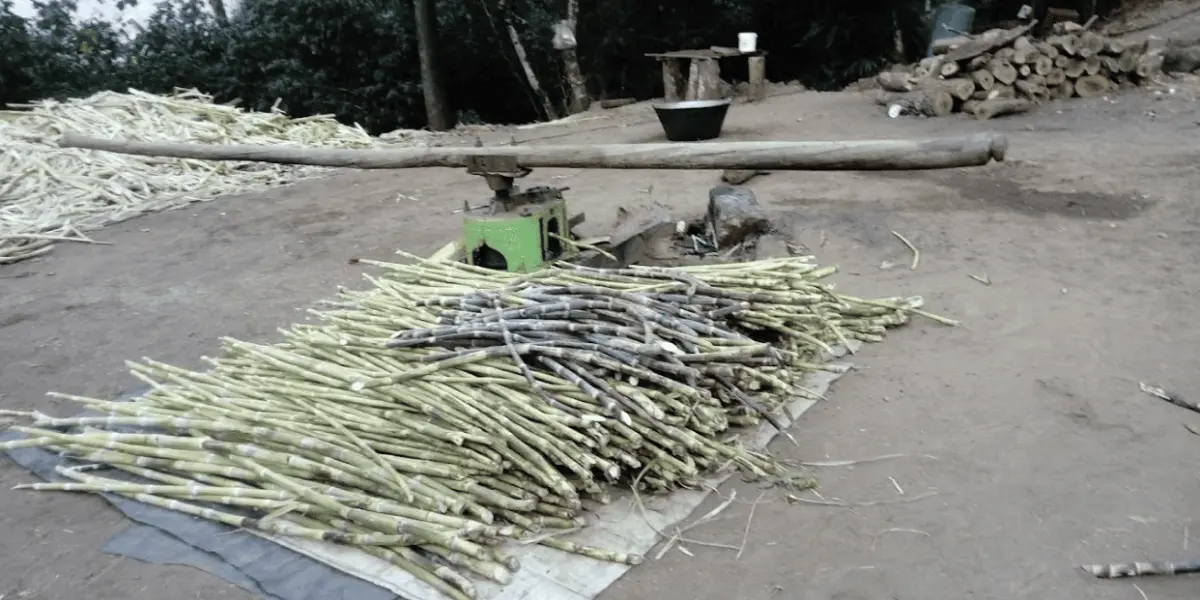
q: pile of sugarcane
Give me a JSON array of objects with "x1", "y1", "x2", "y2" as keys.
[{"x1": 1, "y1": 253, "x2": 946, "y2": 600}]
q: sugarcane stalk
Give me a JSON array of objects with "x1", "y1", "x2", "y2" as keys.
[{"x1": 3, "y1": 254, "x2": 942, "y2": 599}]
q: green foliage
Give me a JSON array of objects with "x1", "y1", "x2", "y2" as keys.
[{"x1": 0, "y1": 0, "x2": 936, "y2": 132}]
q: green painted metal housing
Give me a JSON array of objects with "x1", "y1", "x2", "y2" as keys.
[{"x1": 462, "y1": 198, "x2": 578, "y2": 272}]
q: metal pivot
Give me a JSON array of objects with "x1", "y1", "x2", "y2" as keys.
[{"x1": 465, "y1": 155, "x2": 531, "y2": 210}]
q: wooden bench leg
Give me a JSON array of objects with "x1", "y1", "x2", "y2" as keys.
[
  {"x1": 662, "y1": 59, "x2": 685, "y2": 102},
  {"x1": 748, "y1": 55, "x2": 766, "y2": 101}
]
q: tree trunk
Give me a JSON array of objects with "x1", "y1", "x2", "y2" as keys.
[
  {"x1": 208, "y1": 0, "x2": 229, "y2": 25},
  {"x1": 413, "y1": 0, "x2": 456, "y2": 131},
  {"x1": 499, "y1": 0, "x2": 558, "y2": 120},
  {"x1": 558, "y1": 0, "x2": 590, "y2": 114}
]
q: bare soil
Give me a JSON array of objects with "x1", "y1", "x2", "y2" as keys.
[{"x1": 5, "y1": 10, "x2": 1200, "y2": 600}]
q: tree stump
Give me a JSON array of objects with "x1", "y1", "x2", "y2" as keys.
[
  {"x1": 662, "y1": 59, "x2": 686, "y2": 102},
  {"x1": 686, "y1": 58, "x2": 722, "y2": 100},
  {"x1": 747, "y1": 55, "x2": 767, "y2": 101}
]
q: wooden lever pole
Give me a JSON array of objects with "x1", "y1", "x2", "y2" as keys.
[{"x1": 59, "y1": 131, "x2": 1006, "y2": 172}]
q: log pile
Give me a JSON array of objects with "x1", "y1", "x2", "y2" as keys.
[{"x1": 876, "y1": 20, "x2": 1171, "y2": 120}]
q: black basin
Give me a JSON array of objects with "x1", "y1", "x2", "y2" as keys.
[{"x1": 652, "y1": 99, "x2": 731, "y2": 142}]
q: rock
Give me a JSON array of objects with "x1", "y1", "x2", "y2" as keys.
[
  {"x1": 754, "y1": 232, "x2": 798, "y2": 260},
  {"x1": 604, "y1": 201, "x2": 677, "y2": 266},
  {"x1": 720, "y1": 169, "x2": 768, "y2": 185},
  {"x1": 708, "y1": 185, "x2": 771, "y2": 247}
]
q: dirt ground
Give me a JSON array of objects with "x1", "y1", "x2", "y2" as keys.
[{"x1": 5, "y1": 10, "x2": 1200, "y2": 600}]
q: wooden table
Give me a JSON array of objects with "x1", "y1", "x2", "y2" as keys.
[{"x1": 645, "y1": 48, "x2": 767, "y2": 102}]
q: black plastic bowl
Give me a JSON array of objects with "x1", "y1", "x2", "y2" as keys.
[{"x1": 652, "y1": 99, "x2": 732, "y2": 142}]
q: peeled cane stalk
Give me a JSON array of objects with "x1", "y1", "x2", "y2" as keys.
[{"x1": 2, "y1": 254, "x2": 949, "y2": 599}]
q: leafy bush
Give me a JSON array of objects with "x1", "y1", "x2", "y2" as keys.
[{"x1": 0, "y1": 0, "x2": 934, "y2": 132}]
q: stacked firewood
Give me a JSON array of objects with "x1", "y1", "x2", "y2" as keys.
[{"x1": 875, "y1": 20, "x2": 1168, "y2": 120}]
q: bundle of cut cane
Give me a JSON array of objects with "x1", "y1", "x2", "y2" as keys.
[{"x1": 1, "y1": 254, "x2": 948, "y2": 600}]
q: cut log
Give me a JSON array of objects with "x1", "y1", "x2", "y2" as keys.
[
  {"x1": 1055, "y1": 20, "x2": 1085, "y2": 35},
  {"x1": 1052, "y1": 34, "x2": 1079, "y2": 56},
  {"x1": 1032, "y1": 55, "x2": 1052, "y2": 75},
  {"x1": 990, "y1": 84, "x2": 1015, "y2": 99},
  {"x1": 970, "y1": 97, "x2": 1033, "y2": 120},
  {"x1": 1045, "y1": 9, "x2": 1080, "y2": 34},
  {"x1": 1064, "y1": 59, "x2": 1086, "y2": 79},
  {"x1": 971, "y1": 69, "x2": 996, "y2": 91},
  {"x1": 929, "y1": 78, "x2": 977, "y2": 101},
  {"x1": 876, "y1": 71, "x2": 915, "y2": 92},
  {"x1": 874, "y1": 89, "x2": 955, "y2": 117},
  {"x1": 932, "y1": 29, "x2": 1010, "y2": 55},
  {"x1": 1055, "y1": 55, "x2": 1072, "y2": 68},
  {"x1": 1084, "y1": 55, "x2": 1102, "y2": 75},
  {"x1": 913, "y1": 56, "x2": 943, "y2": 79},
  {"x1": 61, "y1": 132, "x2": 1010, "y2": 171},
  {"x1": 1012, "y1": 44, "x2": 1036, "y2": 64},
  {"x1": 1036, "y1": 41, "x2": 1059, "y2": 59},
  {"x1": 1100, "y1": 55, "x2": 1120, "y2": 74},
  {"x1": 1077, "y1": 32, "x2": 1105, "y2": 57},
  {"x1": 1045, "y1": 68, "x2": 1067, "y2": 86},
  {"x1": 967, "y1": 54, "x2": 992, "y2": 70},
  {"x1": 931, "y1": 34, "x2": 971, "y2": 55},
  {"x1": 1073, "y1": 75, "x2": 1111, "y2": 98},
  {"x1": 995, "y1": 47, "x2": 1016, "y2": 62},
  {"x1": 1118, "y1": 49, "x2": 1140, "y2": 73},
  {"x1": 599, "y1": 97, "x2": 637, "y2": 109},
  {"x1": 1136, "y1": 53, "x2": 1165, "y2": 79},
  {"x1": 1019, "y1": 65, "x2": 1032, "y2": 77},
  {"x1": 939, "y1": 61, "x2": 961, "y2": 78},
  {"x1": 1164, "y1": 44, "x2": 1200, "y2": 73},
  {"x1": 1026, "y1": 73, "x2": 1046, "y2": 86},
  {"x1": 1050, "y1": 82, "x2": 1076, "y2": 100},
  {"x1": 1013, "y1": 36, "x2": 1034, "y2": 51},
  {"x1": 1103, "y1": 38, "x2": 1128, "y2": 55},
  {"x1": 989, "y1": 59, "x2": 1019, "y2": 85},
  {"x1": 942, "y1": 21, "x2": 1037, "y2": 64},
  {"x1": 1015, "y1": 79, "x2": 1049, "y2": 100}
]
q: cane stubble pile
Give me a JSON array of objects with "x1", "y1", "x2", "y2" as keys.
[
  {"x1": 0, "y1": 88, "x2": 436, "y2": 265},
  {"x1": 1, "y1": 253, "x2": 948, "y2": 600}
]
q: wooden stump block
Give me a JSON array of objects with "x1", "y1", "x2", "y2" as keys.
[
  {"x1": 747, "y1": 55, "x2": 767, "y2": 101},
  {"x1": 686, "y1": 58, "x2": 722, "y2": 100},
  {"x1": 662, "y1": 59, "x2": 685, "y2": 102}
]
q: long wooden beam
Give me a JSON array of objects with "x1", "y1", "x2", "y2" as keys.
[{"x1": 58, "y1": 131, "x2": 1006, "y2": 171}]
